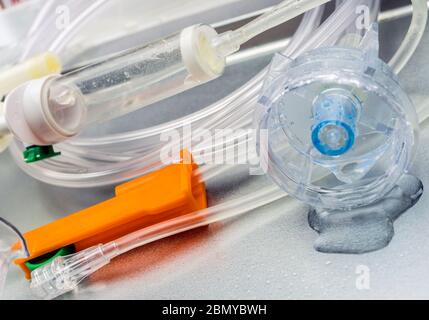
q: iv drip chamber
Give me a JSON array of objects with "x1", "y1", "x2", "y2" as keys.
[{"x1": 4, "y1": 25, "x2": 225, "y2": 146}]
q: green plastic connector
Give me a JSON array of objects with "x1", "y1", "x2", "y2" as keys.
[
  {"x1": 25, "y1": 245, "x2": 75, "y2": 272},
  {"x1": 23, "y1": 145, "x2": 61, "y2": 163}
]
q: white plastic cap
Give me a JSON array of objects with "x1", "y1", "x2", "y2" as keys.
[
  {"x1": 0, "y1": 52, "x2": 62, "y2": 98},
  {"x1": 4, "y1": 75, "x2": 82, "y2": 146},
  {"x1": 180, "y1": 25, "x2": 226, "y2": 83}
]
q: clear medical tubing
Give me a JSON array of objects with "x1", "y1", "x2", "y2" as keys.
[
  {"x1": 9, "y1": 1, "x2": 426, "y2": 187},
  {"x1": 27, "y1": 2, "x2": 378, "y2": 298},
  {"x1": 213, "y1": 0, "x2": 330, "y2": 56},
  {"x1": 390, "y1": 0, "x2": 428, "y2": 74},
  {"x1": 335, "y1": 0, "x2": 380, "y2": 48},
  {"x1": 30, "y1": 184, "x2": 290, "y2": 300},
  {"x1": 113, "y1": 185, "x2": 288, "y2": 255},
  {"x1": 14, "y1": 0, "x2": 427, "y2": 188},
  {"x1": 0, "y1": 253, "x2": 12, "y2": 297},
  {"x1": 7, "y1": 4, "x2": 324, "y2": 185},
  {"x1": 11, "y1": 1, "x2": 360, "y2": 188},
  {"x1": 19, "y1": 0, "x2": 111, "y2": 61},
  {"x1": 31, "y1": 180, "x2": 292, "y2": 299},
  {"x1": 0, "y1": 217, "x2": 29, "y2": 297},
  {"x1": 25, "y1": 2, "x2": 426, "y2": 299},
  {"x1": 30, "y1": 0, "x2": 330, "y2": 139}
]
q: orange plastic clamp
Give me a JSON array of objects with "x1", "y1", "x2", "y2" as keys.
[{"x1": 15, "y1": 150, "x2": 207, "y2": 279}]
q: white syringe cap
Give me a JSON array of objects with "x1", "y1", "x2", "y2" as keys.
[
  {"x1": 180, "y1": 25, "x2": 226, "y2": 83},
  {"x1": 5, "y1": 75, "x2": 85, "y2": 146}
]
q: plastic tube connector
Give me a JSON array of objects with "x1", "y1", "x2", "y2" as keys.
[
  {"x1": 311, "y1": 88, "x2": 361, "y2": 156},
  {"x1": 180, "y1": 25, "x2": 226, "y2": 83},
  {"x1": 4, "y1": 75, "x2": 85, "y2": 146},
  {"x1": 30, "y1": 244, "x2": 118, "y2": 300}
]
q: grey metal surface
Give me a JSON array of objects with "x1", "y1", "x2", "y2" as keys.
[{"x1": 3, "y1": 4, "x2": 429, "y2": 300}]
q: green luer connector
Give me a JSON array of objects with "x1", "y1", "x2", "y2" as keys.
[
  {"x1": 23, "y1": 145, "x2": 61, "y2": 163},
  {"x1": 25, "y1": 245, "x2": 76, "y2": 272}
]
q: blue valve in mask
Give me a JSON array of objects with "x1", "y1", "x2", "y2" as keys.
[
  {"x1": 256, "y1": 46, "x2": 418, "y2": 210},
  {"x1": 311, "y1": 88, "x2": 361, "y2": 157}
]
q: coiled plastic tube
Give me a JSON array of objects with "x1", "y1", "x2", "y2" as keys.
[
  {"x1": 9, "y1": 2, "x2": 339, "y2": 187},
  {"x1": 212, "y1": 0, "x2": 330, "y2": 56},
  {"x1": 29, "y1": 1, "x2": 428, "y2": 299},
  {"x1": 20, "y1": 0, "x2": 111, "y2": 61},
  {"x1": 0, "y1": 217, "x2": 29, "y2": 297},
  {"x1": 390, "y1": 0, "x2": 428, "y2": 74},
  {"x1": 10, "y1": 0, "x2": 426, "y2": 188}
]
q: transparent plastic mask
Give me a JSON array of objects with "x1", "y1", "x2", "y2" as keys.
[
  {"x1": 0, "y1": 218, "x2": 28, "y2": 297},
  {"x1": 256, "y1": 43, "x2": 418, "y2": 210}
]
